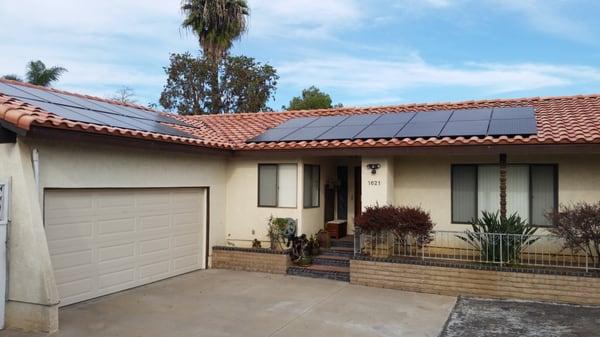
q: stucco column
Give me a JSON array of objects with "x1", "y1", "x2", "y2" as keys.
[{"x1": 360, "y1": 157, "x2": 395, "y2": 209}]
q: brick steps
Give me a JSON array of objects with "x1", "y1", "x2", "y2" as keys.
[{"x1": 286, "y1": 235, "x2": 353, "y2": 282}]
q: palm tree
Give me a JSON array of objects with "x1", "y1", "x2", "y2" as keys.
[
  {"x1": 181, "y1": 0, "x2": 249, "y2": 114},
  {"x1": 25, "y1": 60, "x2": 67, "y2": 87},
  {"x1": 1, "y1": 74, "x2": 23, "y2": 82}
]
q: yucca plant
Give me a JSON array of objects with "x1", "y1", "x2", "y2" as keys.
[{"x1": 457, "y1": 211, "x2": 539, "y2": 264}]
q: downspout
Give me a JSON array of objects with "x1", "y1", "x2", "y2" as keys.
[
  {"x1": 32, "y1": 148, "x2": 40, "y2": 195},
  {"x1": 499, "y1": 153, "x2": 507, "y2": 220}
]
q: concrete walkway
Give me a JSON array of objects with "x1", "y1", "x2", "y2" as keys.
[{"x1": 1, "y1": 269, "x2": 456, "y2": 337}]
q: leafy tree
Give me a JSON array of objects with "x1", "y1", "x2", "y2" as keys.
[
  {"x1": 181, "y1": 0, "x2": 249, "y2": 114},
  {"x1": 25, "y1": 60, "x2": 67, "y2": 87},
  {"x1": 111, "y1": 86, "x2": 137, "y2": 104},
  {"x1": 285, "y1": 86, "x2": 342, "y2": 110},
  {"x1": 1, "y1": 74, "x2": 22, "y2": 82},
  {"x1": 159, "y1": 53, "x2": 278, "y2": 115}
]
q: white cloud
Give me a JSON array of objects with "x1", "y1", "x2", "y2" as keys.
[
  {"x1": 247, "y1": 0, "x2": 363, "y2": 39},
  {"x1": 278, "y1": 54, "x2": 600, "y2": 99}
]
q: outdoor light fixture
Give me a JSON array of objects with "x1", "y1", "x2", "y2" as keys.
[{"x1": 366, "y1": 163, "x2": 381, "y2": 174}]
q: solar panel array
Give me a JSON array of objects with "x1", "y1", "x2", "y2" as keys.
[
  {"x1": 250, "y1": 107, "x2": 537, "y2": 142},
  {"x1": 0, "y1": 81, "x2": 191, "y2": 138}
]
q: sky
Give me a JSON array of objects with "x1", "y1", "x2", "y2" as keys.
[{"x1": 1, "y1": 0, "x2": 599, "y2": 111}]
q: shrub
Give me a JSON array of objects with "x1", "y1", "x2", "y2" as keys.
[
  {"x1": 457, "y1": 211, "x2": 538, "y2": 264},
  {"x1": 548, "y1": 202, "x2": 600, "y2": 268},
  {"x1": 355, "y1": 205, "x2": 434, "y2": 244},
  {"x1": 267, "y1": 216, "x2": 296, "y2": 251}
]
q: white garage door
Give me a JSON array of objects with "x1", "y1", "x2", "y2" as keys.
[{"x1": 44, "y1": 188, "x2": 206, "y2": 306}]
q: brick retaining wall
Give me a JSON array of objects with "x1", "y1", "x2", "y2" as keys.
[
  {"x1": 212, "y1": 246, "x2": 291, "y2": 274},
  {"x1": 350, "y1": 259, "x2": 600, "y2": 305}
]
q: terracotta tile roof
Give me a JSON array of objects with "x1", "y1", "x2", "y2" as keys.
[
  {"x1": 1, "y1": 78, "x2": 599, "y2": 152},
  {"x1": 187, "y1": 94, "x2": 600, "y2": 151}
]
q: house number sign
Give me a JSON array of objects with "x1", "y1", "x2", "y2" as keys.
[{"x1": 367, "y1": 180, "x2": 381, "y2": 186}]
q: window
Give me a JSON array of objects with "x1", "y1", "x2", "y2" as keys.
[
  {"x1": 452, "y1": 164, "x2": 557, "y2": 226},
  {"x1": 258, "y1": 164, "x2": 297, "y2": 207},
  {"x1": 303, "y1": 165, "x2": 320, "y2": 208}
]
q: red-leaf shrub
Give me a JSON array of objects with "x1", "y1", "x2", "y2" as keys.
[
  {"x1": 548, "y1": 202, "x2": 600, "y2": 268},
  {"x1": 355, "y1": 205, "x2": 434, "y2": 243}
]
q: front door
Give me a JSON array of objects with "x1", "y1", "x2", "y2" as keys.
[
  {"x1": 337, "y1": 166, "x2": 348, "y2": 220},
  {"x1": 354, "y1": 166, "x2": 362, "y2": 218}
]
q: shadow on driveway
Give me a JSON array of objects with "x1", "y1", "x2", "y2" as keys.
[{"x1": 440, "y1": 297, "x2": 600, "y2": 337}]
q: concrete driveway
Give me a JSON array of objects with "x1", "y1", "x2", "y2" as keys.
[{"x1": 1, "y1": 269, "x2": 456, "y2": 337}]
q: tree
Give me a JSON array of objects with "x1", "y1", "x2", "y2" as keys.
[
  {"x1": 111, "y1": 86, "x2": 137, "y2": 104},
  {"x1": 181, "y1": 0, "x2": 249, "y2": 114},
  {"x1": 159, "y1": 53, "x2": 278, "y2": 115},
  {"x1": 285, "y1": 86, "x2": 342, "y2": 110},
  {"x1": 1, "y1": 74, "x2": 23, "y2": 82},
  {"x1": 25, "y1": 60, "x2": 67, "y2": 87}
]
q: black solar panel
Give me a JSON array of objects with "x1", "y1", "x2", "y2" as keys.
[
  {"x1": 355, "y1": 124, "x2": 405, "y2": 139},
  {"x1": 450, "y1": 108, "x2": 492, "y2": 121},
  {"x1": 492, "y1": 107, "x2": 535, "y2": 120},
  {"x1": 0, "y1": 82, "x2": 193, "y2": 137},
  {"x1": 248, "y1": 106, "x2": 537, "y2": 142},
  {"x1": 306, "y1": 115, "x2": 348, "y2": 127},
  {"x1": 373, "y1": 112, "x2": 415, "y2": 125},
  {"x1": 250, "y1": 128, "x2": 298, "y2": 142},
  {"x1": 282, "y1": 127, "x2": 331, "y2": 141},
  {"x1": 316, "y1": 125, "x2": 367, "y2": 140},
  {"x1": 338, "y1": 114, "x2": 381, "y2": 126},
  {"x1": 488, "y1": 118, "x2": 537, "y2": 136},
  {"x1": 440, "y1": 120, "x2": 490, "y2": 137},
  {"x1": 411, "y1": 110, "x2": 453, "y2": 122},
  {"x1": 397, "y1": 121, "x2": 446, "y2": 138}
]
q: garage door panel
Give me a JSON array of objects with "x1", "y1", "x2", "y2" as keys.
[
  {"x1": 97, "y1": 242, "x2": 135, "y2": 263},
  {"x1": 45, "y1": 188, "x2": 205, "y2": 306}
]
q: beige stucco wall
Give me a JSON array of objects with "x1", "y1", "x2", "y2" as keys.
[
  {"x1": 2, "y1": 137, "x2": 229, "y2": 331},
  {"x1": 394, "y1": 153, "x2": 600, "y2": 231}
]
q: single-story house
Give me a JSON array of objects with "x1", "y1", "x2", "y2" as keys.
[{"x1": 0, "y1": 78, "x2": 599, "y2": 332}]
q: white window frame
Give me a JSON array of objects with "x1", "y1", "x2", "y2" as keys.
[{"x1": 0, "y1": 177, "x2": 10, "y2": 226}]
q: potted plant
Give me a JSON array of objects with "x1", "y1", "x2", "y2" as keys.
[{"x1": 316, "y1": 229, "x2": 331, "y2": 249}]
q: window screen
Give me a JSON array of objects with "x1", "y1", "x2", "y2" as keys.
[
  {"x1": 477, "y1": 165, "x2": 500, "y2": 214},
  {"x1": 303, "y1": 165, "x2": 320, "y2": 208},
  {"x1": 258, "y1": 164, "x2": 277, "y2": 207},
  {"x1": 507, "y1": 165, "x2": 530, "y2": 221},
  {"x1": 451, "y1": 165, "x2": 477, "y2": 223},
  {"x1": 531, "y1": 165, "x2": 556, "y2": 226}
]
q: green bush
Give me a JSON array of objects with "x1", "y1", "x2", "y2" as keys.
[{"x1": 457, "y1": 211, "x2": 538, "y2": 264}]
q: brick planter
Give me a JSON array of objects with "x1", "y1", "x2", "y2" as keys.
[
  {"x1": 350, "y1": 257, "x2": 600, "y2": 305},
  {"x1": 212, "y1": 246, "x2": 291, "y2": 274}
]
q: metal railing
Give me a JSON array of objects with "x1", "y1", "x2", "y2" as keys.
[{"x1": 356, "y1": 230, "x2": 599, "y2": 272}]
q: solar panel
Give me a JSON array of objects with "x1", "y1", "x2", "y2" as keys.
[
  {"x1": 0, "y1": 82, "x2": 193, "y2": 137},
  {"x1": 316, "y1": 125, "x2": 367, "y2": 140},
  {"x1": 250, "y1": 128, "x2": 298, "y2": 142},
  {"x1": 248, "y1": 106, "x2": 537, "y2": 142},
  {"x1": 492, "y1": 107, "x2": 535, "y2": 120},
  {"x1": 372, "y1": 112, "x2": 415, "y2": 125},
  {"x1": 338, "y1": 114, "x2": 381, "y2": 126},
  {"x1": 306, "y1": 115, "x2": 348, "y2": 127},
  {"x1": 488, "y1": 118, "x2": 537, "y2": 136},
  {"x1": 439, "y1": 120, "x2": 490, "y2": 137},
  {"x1": 274, "y1": 117, "x2": 319, "y2": 129},
  {"x1": 450, "y1": 108, "x2": 492, "y2": 121},
  {"x1": 411, "y1": 110, "x2": 452, "y2": 122},
  {"x1": 396, "y1": 121, "x2": 446, "y2": 138},
  {"x1": 282, "y1": 127, "x2": 330, "y2": 141},
  {"x1": 355, "y1": 124, "x2": 405, "y2": 139},
  {"x1": 0, "y1": 82, "x2": 42, "y2": 101}
]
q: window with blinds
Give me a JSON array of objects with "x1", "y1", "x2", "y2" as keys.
[
  {"x1": 258, "y1": 164, "x2": 297, "y2": 208},
  {"x1": 451, "y1": 164, "x2": 557, "y2": 225}
]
